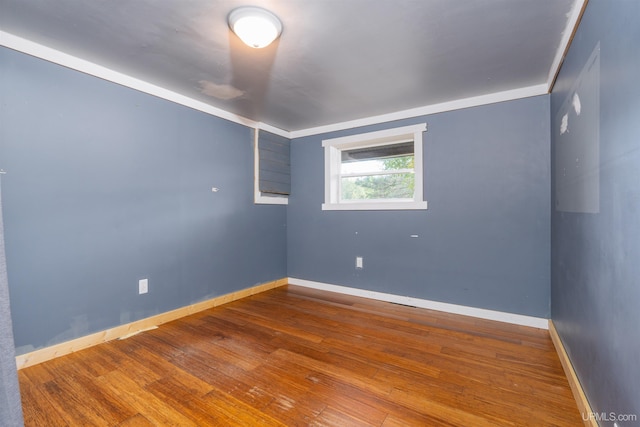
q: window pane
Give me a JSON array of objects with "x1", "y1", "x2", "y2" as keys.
[
  {"x1": 341, "y1": 154, "x2": 414, "y2": 174},
  {"x1": 322, "y1": 122, "x2": 426, "y2": 210},
  {"x1": 341, "y1": 173, "x2": 415, "y2": 200}
]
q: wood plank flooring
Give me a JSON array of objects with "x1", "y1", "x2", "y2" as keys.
[{"x1": 19, "y1": 285, "x2": 582, "y2": 426}]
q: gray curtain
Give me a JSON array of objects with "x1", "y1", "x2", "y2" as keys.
[{"x1": 0, "y1": 178, "x2": 24, "y2": 426}]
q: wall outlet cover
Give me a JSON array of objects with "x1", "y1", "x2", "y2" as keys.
[{"x1": 139, "y1": 278, "x2": 149, "y2": 294}]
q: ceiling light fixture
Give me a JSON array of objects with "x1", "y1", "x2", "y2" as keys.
[{"x1": 228, "y1": 6, "x2": 282, "y2": 49}]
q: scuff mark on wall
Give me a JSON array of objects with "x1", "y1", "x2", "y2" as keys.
[
  {"x1": 560, "y1": 113, "x2": 569, "y2": 134},
  {"x1": 572, "y1": 92, "x2": 582, "y2": 115}
]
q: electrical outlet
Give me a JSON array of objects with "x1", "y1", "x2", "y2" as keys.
[
  {"x1": 138, "y1": 278, "x2": 148, "y2": 294},
  {"x1": 356, "y1": 256, "x2": 363, "y2": 269}
]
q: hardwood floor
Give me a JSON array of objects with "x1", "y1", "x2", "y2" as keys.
[{"x1": 19, "y1": 285, "x2": 582, "y2": 426}]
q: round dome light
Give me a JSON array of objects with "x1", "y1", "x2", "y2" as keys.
[{"x1": 228, "y1": 7, "x2": 282, "y2": 49}]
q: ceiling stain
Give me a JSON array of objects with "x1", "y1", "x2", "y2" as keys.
[{"x1": 199, "y1": 80, "x2": 245, "y2": 100}]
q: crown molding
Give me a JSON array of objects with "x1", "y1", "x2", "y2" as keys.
[{"x1": 290, "y1": 84, "x2": 548, "y2": 138}]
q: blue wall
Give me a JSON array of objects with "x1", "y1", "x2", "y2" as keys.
[
  {"x1": 550, "y1": 0, "x2": 640, "y2": 423},
  {"x1": 288, "y1": 96, "x2": 551, "y2": 318},
  {"x1": 0, "y1": 47, "x2": 287, "y2": 354}
]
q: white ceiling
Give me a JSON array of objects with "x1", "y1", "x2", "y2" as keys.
[{"x1": 0, "y1": 0, "x2": 581, "y2": 134}]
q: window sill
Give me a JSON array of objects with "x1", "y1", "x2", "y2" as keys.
[{"x1": 322, "y1": 201, "x2": 427, "y2": 211}]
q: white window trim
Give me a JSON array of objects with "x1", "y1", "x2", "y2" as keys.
[
  {"x1": 254, "y1": 128, "x2": 289, "y2": 205},
  {"x1": 322, "y1": 123, "x2": 428, "y2": 211}
]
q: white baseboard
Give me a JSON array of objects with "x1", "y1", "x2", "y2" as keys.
[{"x1": 287, "y1": 277, "x2": 549, "y2": 329}]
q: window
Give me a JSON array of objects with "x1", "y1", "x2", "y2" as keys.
[
  {"x1": 322, "y1": 123, "x2": 427, "y2": 210},
  {"x1": 254, "y1": 129, "x2": 289, "y2": 205}
]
